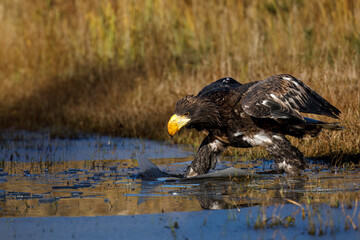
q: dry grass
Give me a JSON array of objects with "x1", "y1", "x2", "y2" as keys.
[{"x1": 0, "y1": 0, "x2": 359, "y2": 158}]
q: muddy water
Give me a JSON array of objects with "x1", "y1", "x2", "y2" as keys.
[{"x1": 0, "y1": 130, "x2": 360, "y2": 220}]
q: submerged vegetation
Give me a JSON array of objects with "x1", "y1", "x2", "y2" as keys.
[{"x1": 0, "y1": 0, "x2": 359, "y2": 158}]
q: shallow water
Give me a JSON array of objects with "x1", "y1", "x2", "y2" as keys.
[{"x1": 0, "y1": 130, "x2": 359, "y2": 238}]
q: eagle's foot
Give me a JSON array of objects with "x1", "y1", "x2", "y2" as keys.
[
  {"x1": 275, "y1": 160, "x2": 305, "y2": 176},
  {"x1": 186, "y1": 166, "x2": 199, "y2": 178}
]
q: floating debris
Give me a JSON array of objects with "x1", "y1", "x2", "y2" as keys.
[{"x1": 71, "y1": 191, "x2": 83, "y2": 197}]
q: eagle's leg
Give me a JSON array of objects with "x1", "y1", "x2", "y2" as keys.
[
  {"x1": 265, "y1": 137, "x2": 307, "y2": 175},
  {"x1": 186, "y1": 135, "x2": 225, "y2": 177}
]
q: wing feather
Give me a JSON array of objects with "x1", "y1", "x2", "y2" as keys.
[
  {"x1": 197, "y1": 77, "x2": 242, "y2": 98},
  {"x1": 194, "y1": 77, "x2": 243, "y2": 108},
  {"x1": 241, "y1": 74, "x2": 341, "y2": 120}
]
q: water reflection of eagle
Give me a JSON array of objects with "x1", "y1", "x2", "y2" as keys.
[{"x1": 167, "y1": 74, "x2": 341, "y2": 177}]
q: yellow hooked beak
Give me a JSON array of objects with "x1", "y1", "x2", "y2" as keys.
[{"x1": 167, "y1": 114, "x2": 191, "y2": 136}]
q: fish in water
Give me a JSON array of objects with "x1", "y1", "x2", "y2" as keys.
[{"x1": 167, "y1": 74, "x2": 341, "y2": 177}]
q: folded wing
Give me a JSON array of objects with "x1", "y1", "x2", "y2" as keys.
[{"x1": 240, "y1": 74, "x2": 341, "y2": 121}]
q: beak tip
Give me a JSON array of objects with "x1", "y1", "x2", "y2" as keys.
[
  {"x1": 167, "y1": 114, "x2": 190, "y2": 137},
  {"x1": 167, "y1": 129, "x2": 176, "y2": 137}
]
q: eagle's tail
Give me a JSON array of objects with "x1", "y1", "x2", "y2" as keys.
[
  {"x1": 316, "y1": 122, "x2": 344, "y2": 131},
  {"x1": 303, "y1": 117, "x2": 344, "y2": 132}
]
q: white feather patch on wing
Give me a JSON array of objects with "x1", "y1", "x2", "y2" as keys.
[
  {"x1": 282, "y1": 76, "x2": 292, "y2": 81},
  {"x1": 273, "y1": 135, "x2": 283, "y2": 140},
  {"x1": 261, "y1": 100, "x2": 270, "y2": 106},
  {"x1": 291, "y1": 80, "x2": 300, "y2": 87},
  {"x1": 270, "y1": 93, "x2": 277, "y2": 100},
  {"x1": 233, "y1": 131, "x2": 243, "y2": 137}
]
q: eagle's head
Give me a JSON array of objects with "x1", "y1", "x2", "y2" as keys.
[{"x1": 167, "y1": 95, "x2": 221, "y2": 136}]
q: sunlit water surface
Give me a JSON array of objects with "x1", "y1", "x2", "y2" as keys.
[
  {"x1": 0, "y1": 130, "x2": 359, "y2": 218},
  {"x1": 0, "y1": 131, "x2": 360, "y2": 239}
]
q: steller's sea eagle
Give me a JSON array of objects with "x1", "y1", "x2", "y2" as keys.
[{"x1": 167, "y1": 74, "x2": 341, "y2": 177}]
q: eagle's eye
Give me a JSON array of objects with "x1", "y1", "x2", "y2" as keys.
[{"x1": 183, "y1": 112, "x2": 190, "y2": 116}]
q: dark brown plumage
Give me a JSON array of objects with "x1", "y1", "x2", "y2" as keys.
[{"x1": 167, "y1": 74, "x2": 341, "y2": 177}]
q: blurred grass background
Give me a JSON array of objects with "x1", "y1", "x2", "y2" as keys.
[{"x1": 0, "y1": 0, "x2": 359, "y2": 157}]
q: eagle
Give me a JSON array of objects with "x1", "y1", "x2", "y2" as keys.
[{"x1": 167, "y1": 74, "x2": 341, "y2": 177}]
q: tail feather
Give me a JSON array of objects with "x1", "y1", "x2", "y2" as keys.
[
  {"x1": 317, "y1": 122, "x2": 344, "y2": 131},
  {"x1": 304, "y1": 117, "x2": 343, "y2": 131}
]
